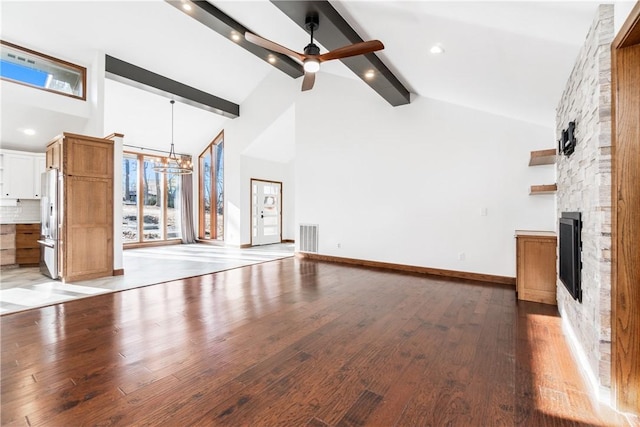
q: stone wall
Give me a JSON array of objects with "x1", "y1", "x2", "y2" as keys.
[{"x1": 556, "y1": 4, "x2": 614, "y2": 391}]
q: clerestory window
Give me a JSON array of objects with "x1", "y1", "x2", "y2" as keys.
[{"x1": 0, "y1": 40, "x2": 86, "y2": 100}]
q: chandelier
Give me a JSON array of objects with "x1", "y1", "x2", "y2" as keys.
[{"x1": 154, "y1": 100, "x2": 193, "y2": 175}]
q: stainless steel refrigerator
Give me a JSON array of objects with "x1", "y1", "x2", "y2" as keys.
[{"x1": 38, "y1": 168, "x2": 59, "y2": 279}]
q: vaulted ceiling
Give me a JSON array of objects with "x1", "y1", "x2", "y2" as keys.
[{"x1": 1, "y1": 1, "x2": 600, "y2": 155}]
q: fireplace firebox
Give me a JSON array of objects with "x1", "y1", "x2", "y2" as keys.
[{"x1": 559, "y1": 212, "x2": 582, "y2": 302}]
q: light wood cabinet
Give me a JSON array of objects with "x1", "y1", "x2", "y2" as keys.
[
  {"x1": 46, "y1": 142, "x2": 61, "y2": 170},
  {"x1": 0, "y1": 224, "x2": 16, "y2": 266},
  {"x1": 47, "y1": 133, "x2": 114, "y2": 282},
  {"x1": 516, "y1": 231, "x2": 557, "y2": 305}
]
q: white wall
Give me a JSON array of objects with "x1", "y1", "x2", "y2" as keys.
[
  {"x1": 223, "y1": 71, "x2": 298, "y2": 246},
  {"x1": 614, "y1": 1, "x2": 637, "y2": 35},
  {"x1": 295, "y1": 73, "x2": 556, "y2": 277}
]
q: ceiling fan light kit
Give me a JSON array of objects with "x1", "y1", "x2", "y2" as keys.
[
  {"x1": 244, "y1": 14, "x2": 384, "y2": 92},
  {"x1": 303, "y1": 59, "x2": 320, "y2": 73}
]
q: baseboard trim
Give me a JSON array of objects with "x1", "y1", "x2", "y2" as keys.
[
  {"x1": 124, "y1": 239, "x2": 181, "y2": 250},
  {"x1": 240, "y1": 243, "x2": 252, "y2": 249},
  {"x1": 297, "y1": 252, "x2": 515, "y2": 286},
  {"x1": 113, "y1": 269, "x2": 125, "y2": 276},
  {"x1": 281, "y1": 239, "x2": 295, "y2": 244},
  {"x1": 197, "y1": 239, "x2": 226, "y2": 247}
]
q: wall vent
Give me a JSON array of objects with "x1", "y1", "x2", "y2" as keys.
[{"x1": 299, "y1": 224, "x2": 319, "y2": 253}]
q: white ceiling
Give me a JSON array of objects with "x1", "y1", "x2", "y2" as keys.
[{"x1": 0, "y1": 0, "x2": 601, "y2": 156}]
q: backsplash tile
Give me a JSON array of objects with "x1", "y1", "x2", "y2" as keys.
[{"x1": 0, "y1": 199, "x2": 40, "y2": 224}]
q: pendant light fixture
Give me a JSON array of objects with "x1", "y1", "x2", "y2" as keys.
[{"x1": 153, "y1": 100, "x2": 193, "y2": 175}]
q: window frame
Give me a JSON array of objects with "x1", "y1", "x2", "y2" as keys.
[
  {"x1": 198, "y1": 131, "x2": 224, "y2": 241},
  {"x1": 0, "y1": 40, "x2": 87, "y2": 100},
  {"x1": 122, "y1": 151, "x2": 184, "y2": 247}
]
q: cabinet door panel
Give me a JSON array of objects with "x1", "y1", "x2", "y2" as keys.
[
  {"x1": 516, "y1": 235, "x2": 557, "y2": 305},
  {"x1": 63, "y1": 176, "x2": 113, "y2": 282},
  {"x1": 33, "y1": 156, "x2": 46, "y2": 198},
  {"x1": 46, "y1": 142, "x2": 62, "y2": 170},
  {"x1": 65, "y1": 138, "x2": 113, "y2": 178},
  {"x1": 3, "y1": 154, "x2": 34, "y2": 199}
]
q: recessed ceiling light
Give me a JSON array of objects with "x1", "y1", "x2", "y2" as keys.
[
  {"x1": 364, "y1": 69, "x2": 375, "y2": 80},
  {"x1": 231, "y1": 32, "x2": 241, "y2": 42},
  {"x1": 267, "y1": 55, "x2": 276, "y2": 64},
  {"x1": 182, "y1": 3, "x2": 192, "y2": 11},
  {"x1": 430, "y1": 44, "x2": 445, "y2": 54},
  {"x1": 23, "y1": 129, "x2": 36, "y2": 136}
]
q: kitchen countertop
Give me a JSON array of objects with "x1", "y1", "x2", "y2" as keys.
[{"x1": 1, "y1": 221, "x2": 41, "y2": 225}]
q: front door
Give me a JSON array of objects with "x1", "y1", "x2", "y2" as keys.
[{"x1": 251, "y1": 179, "x2": 282, "y2": 246}]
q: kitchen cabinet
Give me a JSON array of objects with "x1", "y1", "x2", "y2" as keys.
[
  {"x1": 16, "y1": 223, "x2": 40, "y2": 266},
  {"x1": 46, "y1": 142, "x2": 61, "y2": 170},
  {"x1": 0, "y1": 150, "x2": 46, "y2": 199},
  {"x1": 516, "y1": 230, "x2": 557, "y2": 305},
  {"x1": 0, "y1": 224, "x2": 16, "y2": 265},
  {"x1": 34, "y1": 157, "x2": 46, "y2": 199},
  {"x1": 46, "y1": 133, "x2": 114, "y2": 282}
]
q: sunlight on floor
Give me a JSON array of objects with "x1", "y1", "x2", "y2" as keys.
[
  {"x1": 524, "y1": 313, "x2": 619, "y2": 426},
  {"x1": 0, "y1": 243, "x2": 294, "y2": 315}
]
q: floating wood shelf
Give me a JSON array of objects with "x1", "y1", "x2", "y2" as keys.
[
  {"x1": 529, "y1": 149, "x2": 557, "y2": 166},
  {"x1": 530, "y1": 184, "x2": 557, "y2": 195}
]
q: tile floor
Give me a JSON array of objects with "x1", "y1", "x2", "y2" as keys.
[{"x1": 0, "y1": 243, "x2": 294, "y2": 315}]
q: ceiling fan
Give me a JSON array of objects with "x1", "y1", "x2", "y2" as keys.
[{"x1": 245, "y1": 15, "x2": 384, "y2": 92}]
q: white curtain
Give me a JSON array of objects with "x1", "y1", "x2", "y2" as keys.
[{"x1": 180, "y1": 174, "x2": 196, "y2": 244}]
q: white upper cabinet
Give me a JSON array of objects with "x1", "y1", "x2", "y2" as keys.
[{"x1": 0, "y1": 150, "x2": 47, "y2": 199}]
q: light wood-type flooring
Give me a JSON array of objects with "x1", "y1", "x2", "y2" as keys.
[{"x1": 0, "y1": 258, "x2": 630, "y2": 426}]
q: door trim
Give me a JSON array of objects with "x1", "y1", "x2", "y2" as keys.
[
  {"x1": 250, "y1": 178, "x2": 283, "y2": 247},
  {"x1": 611, "y1": 1, "x2": 640, "y2": 415}
]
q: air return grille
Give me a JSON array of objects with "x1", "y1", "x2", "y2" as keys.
[{"x1": 299, "y1": 224, "x2": 319, "y2": 253}]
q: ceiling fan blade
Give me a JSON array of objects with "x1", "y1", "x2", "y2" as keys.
[
  {"x1": 301, "y1": 72, "x2": 316, "y2": 92},
  {"x1": 244, "y1": 32, "x2": 306, "y2": 62},
  {"x1": 318, "y1": 40, "x2": 384, "y2": 62}
]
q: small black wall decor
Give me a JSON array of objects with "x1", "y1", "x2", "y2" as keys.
[{"x1": 558, "y1": 121, "x2": 577, "y2": 156}]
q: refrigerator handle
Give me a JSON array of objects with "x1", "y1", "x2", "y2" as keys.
[{"x1": 37, "y1": 240, "x2": 55, "y2": 248}]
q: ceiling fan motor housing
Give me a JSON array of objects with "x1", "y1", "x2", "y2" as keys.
[{"x1": 304, "y1": 43, "x2": 320, "y2": 56}]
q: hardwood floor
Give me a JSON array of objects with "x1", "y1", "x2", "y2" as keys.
[{"x1": 0, "y1": 258, "x2": 629, "y2": 426}]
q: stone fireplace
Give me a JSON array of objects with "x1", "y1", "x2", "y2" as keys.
[{"x1": 555, "y1": 4, "x2": 614, "y2": 398}]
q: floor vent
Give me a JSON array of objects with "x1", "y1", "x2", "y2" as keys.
[{"x1": 299, "y1": 224, "x2": 319, "y2": 253}]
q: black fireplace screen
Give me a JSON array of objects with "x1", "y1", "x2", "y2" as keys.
[{"x1": 559, "y1": 212, "x2": 582, "y2": 302}]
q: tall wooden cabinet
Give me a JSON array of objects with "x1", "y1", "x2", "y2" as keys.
[
  {"x1": 515, "y1": 230, "x2": 557, "y2": 305},
  {"x1": 47, "y1": 133, "x2": 114, "y2": 282}
]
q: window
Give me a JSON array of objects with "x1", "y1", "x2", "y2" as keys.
[
  {"x1": 122, "y1": 154, "x2": 139, "y2": 243},
  {"x1": 0, "y1": 40, "x2": 86, "y2": 100},
  {"x1": 122, "y1": 152, "x2": 184, "y2": 245},
  {"x1": 199, "y1": 132, "x2": 224, "y2": 241}
]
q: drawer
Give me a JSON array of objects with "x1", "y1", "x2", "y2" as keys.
[
  {"x1": 16, "y1": 232, "x2": 40, "y2": 249},
  {"x1": 1, "y1": 233, "x2": 16, "y2": 249},
  {"x1": 16, "y1": 247, "x2": 39, "y2": 264},
  {"x1": 16, "y1": 223, "x2": 40, "y2": 233},
  {"x1": 1, "y1": 224, "x2": 16, "y2": 234},
  {"x1": 1, "y1": 248, "x2": 16, "y2": 265}
]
